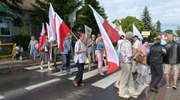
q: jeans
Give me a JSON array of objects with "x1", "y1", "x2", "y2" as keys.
[
  {"x1": 57, "y1": 53, "x2": 71, "y2": 72},
  {"x1": 74, "y1": 63, "x2": 85, "y2": 83}
]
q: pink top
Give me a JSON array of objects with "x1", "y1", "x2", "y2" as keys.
[{"x1": 140, "y1": 45, "x2": 149, "y2": 56}]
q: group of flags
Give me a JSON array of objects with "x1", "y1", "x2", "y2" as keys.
[
  {"x1": 89, "y1": 5, "x2": 143, "y2": 73},
  {"x1": 36, "y1": 4, "x2": 70, "y2": 52},
  {"x1": 36, "y1": 4, "x2": 143, "y2": 74}
]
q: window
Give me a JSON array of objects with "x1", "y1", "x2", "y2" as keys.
[{"x1": 0, "y1": 23, "x2": 11, "y2": 36}]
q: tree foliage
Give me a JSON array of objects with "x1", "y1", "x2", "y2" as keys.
[
  {"x1": 164, "y1": 29, "x2": 173, "y2": 34},
  {"x1": 113, "y1": 16, "x2": 143, "y2": 32},
  {"x1": 141, "y1": 6, "x2": 152, "y2": 31},
  {"x1": 156, "y1": 20, "x2": 161, "y2": 33},
  {"x1": 30, "y1": 0, "x2": 107, "y2": 35},
  {"x1": 30, "y1": 0, "x2": 78, "y2": 26},
  {"x1": 176, "y1": 30, "x2": 180, "y2": 37},
  {"x1": 73, "y1": 0, "x2": 107, "y2": 35}
]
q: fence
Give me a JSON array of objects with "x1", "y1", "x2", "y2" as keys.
[{"x1": 0, "y1": 43, "x2": 16, "y2": 58}]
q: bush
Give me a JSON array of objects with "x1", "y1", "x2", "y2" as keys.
[
  {"x1": 11, "y1": 34, "x2": 31, "y2": 51},
  {"x1": 0, "y1": 46, "x2": 13, "y2": 56}
]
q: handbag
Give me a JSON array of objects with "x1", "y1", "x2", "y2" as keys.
[{"x1": 135, "y1": 54, "x2": 147, "y2": 65}]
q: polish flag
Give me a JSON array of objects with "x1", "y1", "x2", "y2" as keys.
[
  {"x1": 48, "y1": 3, "x2": 56, "y2": 41},
  {"x1": 89, "y1": 6, "x2": 120, "y2": 73},
  {"x1": 110, "y1": 23, "x2": 126, "y2": 37},
  {"x1": 36, "y1": 23, "x2": 47, "y2": 50},
  {"x1": 46, "y1": 23, "x2": 54, "y2": 42},
  {"x1": 54, "y1": 13, "x2": 71, "y2": 51},
  {"x1": 102, "y1": 21, "x2": 121, "y2": 43}
]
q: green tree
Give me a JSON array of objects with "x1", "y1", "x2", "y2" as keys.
[
  {"x1": 30, "y1": 0, "x2": 78, "y2": 24},
  {"x1": 73, "y1": 0, "x2": 107, "y2": 35},
  {"x1": 141, "y1": 6, "x2": 152, "y2": 31},
  {"x1": 164, "y1": 29, "x2": 173, "y2": 34},
  {"x1": 113, "y1": 16, "x2": 143, "y2": 32},
  {"x1": 149, "y1": 25, "x2": 159, "y2": 39},
  {"x1": 156, "y1": 20, "x2": 161, "y2": 33},
  {"x1": 176, "y1": 30, "x2": 180, "y2": 37}
]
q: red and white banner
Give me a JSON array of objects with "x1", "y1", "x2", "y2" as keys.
[{"x1": 89, "y1": 6, "x2": 120, "y2": 73}]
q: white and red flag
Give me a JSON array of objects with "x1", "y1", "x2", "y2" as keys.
[
  {"x1": 48, "y1": 4, "x2": 71, "y2": 51},
  {"x1": 112, "y1": 24, "x2": 126, "y2": 37},
  {"x1": 102, "y1": 20, "x2": 121, "y2": 43},
  {"x1": 54, "y1": 13, "x2": 70, "y2": 51},
  {"x1": 36, "y1": 23, "x2": 47, "y2": 50},
  {"x1": 48, "y1": 3, "x2": 56, "y2": 41},
  {"x1": 89, "y1": 5, "x2": 120, "y2": 73},
  {"x1": 46, "y1": 23, "x2": 54, "y2": 42}
]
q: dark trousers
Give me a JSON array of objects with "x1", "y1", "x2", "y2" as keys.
[
  {"x1": 150, "y1": 63, "x2": 163, "y2": 89},
  {"x1": 74, "y1": 63, "x2": 85, "y2": 83},
  {"x1": 61, "y1": 54, "x2": 71, "y2": 72}
]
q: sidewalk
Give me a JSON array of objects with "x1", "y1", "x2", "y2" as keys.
[{"x1": 0, "y1": 58, "x2": 40, "y2": 70}]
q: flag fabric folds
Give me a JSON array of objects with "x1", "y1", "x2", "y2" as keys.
[
  {"x1": 54, "y1": 13, "x2": 71, "y2": 52},
  {"x1": 89, "y1": 5, "x2": 120, "y2": 73},
  {"x1": 133, "y1": 24, "x2": 143, "y2": 40},
  {"x1": 48, "y1": 3, "x2": 56, "y2": 41},
  {"x1": 48, "y1": 4, "x2": 71, "y2": 52},
  {"x1": 102, "y1": 21, "x2": 121, "y2": 43},
  {"x1": 36, "y1": 23, "x2": 47, "y2": 51}
]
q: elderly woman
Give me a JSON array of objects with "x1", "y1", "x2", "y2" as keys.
[{"x1": 29, "y1": 36, "x2": 39, "y2": 61}]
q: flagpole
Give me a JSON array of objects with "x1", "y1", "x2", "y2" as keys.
[{"x1": 70, "y1": 31, "x2": 78, "y2": 40}]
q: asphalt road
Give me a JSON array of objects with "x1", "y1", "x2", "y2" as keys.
[{"x1": 0, "y1": 63, "x2": 179, "y2": 100}]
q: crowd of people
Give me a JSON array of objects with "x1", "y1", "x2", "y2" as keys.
[
  {"x1": 28, "y1": 32, "x2": 180, "y2": 99},
  {"x1": 114, "y1": 33, "x2": 180, "y2": 98}
]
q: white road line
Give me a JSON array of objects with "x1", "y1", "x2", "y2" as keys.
[
  {"x1": 0, "y1": 95, "x2": 4, "y2": 100},
  {"x1": 25, "y1": 78, "x2": 60, "y2": 91},
  {"x1": 25, "y1": 62, "x2": 62, "y2": 70},
  {"x1": 36, "y1": 68, "x2": 50, "y2": 72},
  {"x1": 92, "y1": 70, "x2": 121, "y2": 89},
  {"x1": 51, "y1": 67, "x2": 77, "y2": 77},
  {"x1": 51, "y1": 65, "x2": 89, "y2": 77},
  {"x1": 68, "y1": 69, "x2": 98, "y2": 80}
]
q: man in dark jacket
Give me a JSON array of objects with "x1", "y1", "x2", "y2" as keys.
[
  {"x1": 164, "y1": 33, "x2": 180, "y2": 89},
  {"x1": 147, "y1": 37, "x2": 167, "y2": 92}
]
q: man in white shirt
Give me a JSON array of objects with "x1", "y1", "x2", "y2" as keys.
[
  {"x1": 116, "y1": 33, "x2": 139, "y2": 98},
  {"x1": 73, "y1": 33, "x2": 87, "y2": 87}
]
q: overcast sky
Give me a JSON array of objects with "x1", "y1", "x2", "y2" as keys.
[{"x1": 98, "y1": 0, "x2": 180, "y2": 31}]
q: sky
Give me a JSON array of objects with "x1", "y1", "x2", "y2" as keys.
[{"x1": 98, "y1": 0, "x2": 180, "y2": 31}]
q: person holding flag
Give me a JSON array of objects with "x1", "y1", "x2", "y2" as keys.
[{"x1": 39, "y1": 36, "x2": 52, "y2": 70}]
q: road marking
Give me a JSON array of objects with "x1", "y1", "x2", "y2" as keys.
[
  {"x1": 25, "y1": 62, "x2": 61, "y2": 70},
  {"x1": 51, "y1": 65, "x2": 89, "y2": 77},
  {"x1": 92, "y1": 70, "x2": 121, "y2": 89},
  {"x1": 68, "y1": 69, "x2": 98, "y2": 80},
  {"x1": 36, "y1": 68, "x2": 50, "y2": 72},
  {"x1": 0, "y1": 95, "x2": 4, "y2": 100},
  {"x1": 25, "y1": 78, "x2": 60, "y2": 91}
]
